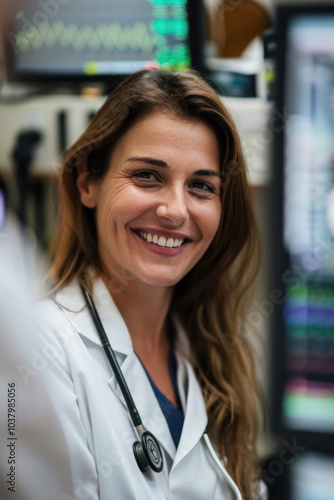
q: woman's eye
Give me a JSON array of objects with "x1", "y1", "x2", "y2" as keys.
[
  {"x1": 132, "y1": 171, "x2": 159, "y2": 182},
  {"x1": 189, "y1": 181, "x2": 216, "y2": 194}
]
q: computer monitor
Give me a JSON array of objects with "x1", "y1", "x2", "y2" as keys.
[
  {"x1": 271, "y1": 4, "x2": 334, "y2": 452},
  {"x1": 4, "y1": 0, "x2": 205, "y2": 86}
]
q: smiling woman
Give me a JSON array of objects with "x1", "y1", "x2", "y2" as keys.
[
  {"x1": 76, "y1": 112, "x2": 222, "y2": 290},
  {"x1": 37, "y1": 70, "x2": 264, "y2": 500}
]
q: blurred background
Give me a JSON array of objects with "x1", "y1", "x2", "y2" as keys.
[{"x1": 0, "y1": 1, "x2": 333, "y2": 498}]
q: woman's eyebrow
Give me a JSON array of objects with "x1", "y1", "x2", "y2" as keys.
[
  {"x1": 195, "y1": 169, "x2": 221, "y2": 178},
  {"x1": 124, "y1": 156, "x2": 168, "y2": 168},
  {"x1": 124, "y1": 156, "x2": 221, "y2": 177}
]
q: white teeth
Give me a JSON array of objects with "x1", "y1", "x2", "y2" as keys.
[
  {"x1": 158, "y1": 236, "x2": 166, "y2": 247},
  {"x1": 138, "y1": 231, "x2": 184, "y2": 248}
]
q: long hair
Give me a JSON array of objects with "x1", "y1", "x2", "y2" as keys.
[{"x1": 50, "y1": 70, "x2": 261, "y2": 499}]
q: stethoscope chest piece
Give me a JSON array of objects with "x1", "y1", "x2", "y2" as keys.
[{"x1": 133, "y1": 431, "x2": 163, "y2": 473}]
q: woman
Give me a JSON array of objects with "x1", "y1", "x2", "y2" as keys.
[{"x1": 38, "y1": 70, "x2": 264, "y2": 499}]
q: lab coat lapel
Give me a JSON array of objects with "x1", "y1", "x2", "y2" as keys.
[
  {"x1": 172, "y1": 327, "x2": 208, "y2": 470},
  {"x1": 173, "y1": 355, "x2": 208, "y2": 468}
]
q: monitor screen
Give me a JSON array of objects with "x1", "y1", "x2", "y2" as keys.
[
  {"x1": 272, "y1": 4, "x2": 334, "y2": 450},
  {"x1": 4, "y1": 0, "x2": 204, "y2": 83}
]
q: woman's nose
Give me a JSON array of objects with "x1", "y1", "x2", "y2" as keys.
[{"x1": 155, "y1": 186, "x2": 188, "y2": 225}]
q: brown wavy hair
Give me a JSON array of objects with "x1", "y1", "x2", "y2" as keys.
[{"x1": 50, "y1": 70, "x2": 262, "y2": 499}]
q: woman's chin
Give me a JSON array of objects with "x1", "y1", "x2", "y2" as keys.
[{"x1": 134, "y1": 269, "x2": 186, "y2": 289}]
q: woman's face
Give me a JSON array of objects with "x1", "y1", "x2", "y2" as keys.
[{"x1": 80, "y1": 111, "x2": 222, "y2": 290}]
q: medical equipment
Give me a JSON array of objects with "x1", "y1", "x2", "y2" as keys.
[{"x1": 81, "y1": 285, "x2": 163, "y2": 473}]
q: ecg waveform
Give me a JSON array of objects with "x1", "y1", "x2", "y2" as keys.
[{"x1": 14, "y1": 21, "x2": 157, "y2": 53}]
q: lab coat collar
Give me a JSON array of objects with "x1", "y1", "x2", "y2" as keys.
[{"x1": 54, "y1": 277, "x2": 133, "y2": 355}]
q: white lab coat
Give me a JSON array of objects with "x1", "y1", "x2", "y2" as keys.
[{"x1": 1, "y1": 276, "x2": 266, "y2": 500}]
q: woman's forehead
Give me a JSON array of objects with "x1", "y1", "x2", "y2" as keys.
[{"x1": 110, "y1": 112, "x2": 221, "y2": 168}]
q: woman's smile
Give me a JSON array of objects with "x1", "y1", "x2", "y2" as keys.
[
  {"x1": 135, "y1": 230, "x2": 186, "y2": 249},
  {"x1": 131, "y1": 227, "x2": 191, "y2": 257}
]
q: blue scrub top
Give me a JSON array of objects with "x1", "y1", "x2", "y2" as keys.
[{"x1": 137, "y1": 350, "x2": 184, "y2": 447}]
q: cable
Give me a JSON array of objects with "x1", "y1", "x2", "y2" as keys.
[{"x1": 203, "y1": 432, "x2": 243, "y2": 500}]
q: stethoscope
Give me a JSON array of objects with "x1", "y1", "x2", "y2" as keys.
[{"x1": 81, "y1": 286, "x2": 243, "y2": 499}]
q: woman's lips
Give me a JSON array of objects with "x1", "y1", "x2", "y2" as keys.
[
  {"x1": 132, "y1": 229, "x2": 191, "y2": 254},
  {"x1": 136, "y1": 230, "x2": 185, "y2": 248}
]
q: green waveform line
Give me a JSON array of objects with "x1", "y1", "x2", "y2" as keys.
[
  {"x1": 149, "y1": 0, "x2": 187, "y2": 5},
  {"x1": 15, "y1": 21, "x2": 158, "y2": 53}
]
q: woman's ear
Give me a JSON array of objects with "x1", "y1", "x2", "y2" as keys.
[{"x1": 76, "y1": 160, "x2": 98, "y2": 208}]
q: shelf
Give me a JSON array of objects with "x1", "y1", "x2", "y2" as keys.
[{"x1": 0, "y1": 95, "x2": 273, "y2": 186}]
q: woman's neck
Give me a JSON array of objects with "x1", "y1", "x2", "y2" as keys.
[{"x1": 102, "y1": 274, "x2": 173, "y2": 355}]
